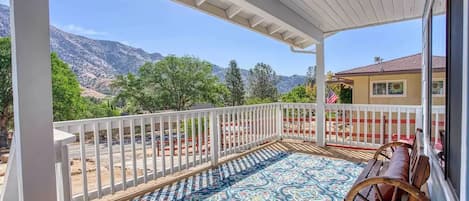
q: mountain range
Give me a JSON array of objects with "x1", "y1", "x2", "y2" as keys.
[{"x1": 0, "y1": 4, "x2": 306, "y2": 95}]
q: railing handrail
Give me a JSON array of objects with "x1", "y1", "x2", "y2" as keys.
[{"x1": 53, "y1": 102, "x2": 280, "y2": 127}]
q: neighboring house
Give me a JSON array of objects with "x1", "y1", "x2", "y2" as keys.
[{"x1": 335, "y1": 54, "x2": 446, "y2": 105}]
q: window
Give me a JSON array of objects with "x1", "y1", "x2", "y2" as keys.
[
  {"x1": 371, "y1": 80, "x2": 405, "y2": 97},
  {"x1": 372, "y1": 83, "x2": 386, "y2": 95},
  {"x1": 387, "y1": 81, "x2": 404, "y2": 95},
  {"x1": 432, "y1": 80, "x2": 445, "y2": 96}
]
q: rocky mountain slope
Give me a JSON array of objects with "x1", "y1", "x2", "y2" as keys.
[{"x1": 0, "y1": 4, "x2": 305, "y2": 94}]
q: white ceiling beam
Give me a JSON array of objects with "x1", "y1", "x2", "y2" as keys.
[
  {"x1": 226, "y1": 5, "x2": 242, "y2": 19},
  {"x1": 241, "y1": 0, "x2": 324, "y2": 43},
  {"x1": 267, "y1": 24, "x2": 282, "y2": 35},
  {"x1": 293, "y1": 36, "x2": 307, "y2": 45},
  {"x1": 282, "y1": 31, "x2": 294, "y2": 40},
  {"x1": 195, "y1": 0, "x2": 206, "y2": 7},
  {"x1": 249, "y1": 15, "x2": 264, "y2": 27}
]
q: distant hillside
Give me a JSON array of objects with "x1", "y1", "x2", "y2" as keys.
[{"x1": 0, "y1": 4, "x2": 305, "y2": 94}]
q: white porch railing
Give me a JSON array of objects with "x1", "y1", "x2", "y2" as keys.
[{"x1": 50, "y1": 103, "x2": 433, "y2": 201}]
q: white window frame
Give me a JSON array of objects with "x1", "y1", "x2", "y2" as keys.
[
  {"x1": 431, "y1": 78, "x2": 446, "y2": 97},
  {"x1": 370, "y1": 80, "x2": 407, "y2": 97}
]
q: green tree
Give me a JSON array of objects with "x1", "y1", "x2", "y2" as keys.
[
  {"x1": 225, "y1": 60, "x2": 245, "y2": 106},
  {"x1": 51, "y1": 53, "x2": 87, "y2": 121},
  {"x1": 113, "y1": 55, "x2": 226, "y2": 111},
  {"x1": 84, "y1": 98, "x2": 121, "y2": 118},
  {"x1": 0, "y1": 38, "x2": 12, "y2": 147},
  {"x1": 306, "y1": 65, "x2": 316, "y2": 87},
  {"x1": 112, "y1": 73, "x2": 158, "y2": 113},
  {"x1": 281, "y1": 85, "x2": 313, "y2": 103},
  {"x1": 248, "y1": 62, "x2": 278, "y2": 101}
]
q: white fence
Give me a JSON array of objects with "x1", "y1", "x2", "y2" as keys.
[
  {"x1": 52, "y1": 103, "x2": 432, "y2": 201},
  {"x1": 53, "y1": 103, "x2": 279, "y2": 201}
]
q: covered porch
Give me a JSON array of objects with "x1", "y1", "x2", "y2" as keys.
[{"x1": 2, "y1": 0, "x2": 468, "y2": 201}]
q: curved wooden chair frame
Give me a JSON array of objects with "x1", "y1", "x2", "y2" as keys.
[
  {"x1": 345, "y1": 177, "x2": 429, "y2": 201},
  {"x1": 373, "y1": 142, "x2": 413, "y2": 160}
]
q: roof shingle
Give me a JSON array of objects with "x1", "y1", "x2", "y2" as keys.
[{"x1": 335, "y1": 54, "x2": 446, "y2": 76}]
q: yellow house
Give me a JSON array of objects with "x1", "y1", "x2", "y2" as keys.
[{"x1": 335, "y1": 54, "x2": 446, "y2": 105}]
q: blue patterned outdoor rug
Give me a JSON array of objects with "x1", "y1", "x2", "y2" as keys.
[{"x1": 137, "y1": 149, "x2": 365, "y2": 201}]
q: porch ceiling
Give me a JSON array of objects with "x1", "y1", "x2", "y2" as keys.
[{"x1": 172, "y1": 0, "x2": 446, "y2": 49}]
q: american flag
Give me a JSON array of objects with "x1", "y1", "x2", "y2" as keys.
[{"x1": 326, "y1": 89, "x2": 338, "y2": 104}]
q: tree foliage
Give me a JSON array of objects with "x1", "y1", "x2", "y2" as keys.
[
  {"x1": 248, "y1": 62, "x2": 278, "y2": 101},
  {"x1": 225, "y1": 60, "x2": 245, "y2": 106},
  {"x1": 281, "y1": 85, "x2": 314, "y2": 103},
  {"x1": 306, "y1": 65, "x2": 316, "y2": 87},
  {"x1": 113, "y1": 55, "x2": 227, "y2": 112},
  {"x1": 0, "y1": 38, "x2": 12, "y2": 147},
  {"x1": 51, "y1": 53, "x2": 88, "y2": 121}
]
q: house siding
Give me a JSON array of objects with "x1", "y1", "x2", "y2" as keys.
[{"x1": 344, "y1": 72, "x2": 446, "y2": 105}]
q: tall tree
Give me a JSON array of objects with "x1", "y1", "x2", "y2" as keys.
[
  {"x1": 225, "y1": 60, "x2": 245, "y2": 106},
  {"x1": 113, "y1": 55, "x2": 227, "y2": 111},
  {"x1": 51, "y1": 53, "x2": 87, "y2": 121},
  {"x1": 0, "y1": 38, "x2": 12, "y2": 147},
  {"x1": 306, "y1": 65, "x2": 317, "y2": 87},
  {"x1": 248, "y1": 62, "x2": 278, "y2": 101}
]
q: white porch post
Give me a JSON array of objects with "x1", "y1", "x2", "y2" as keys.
[
  {"x1": 8, "y1": 0, "x2": 57, "y2": 200},
  {"x1": 316, "y1": 40, "x2": 326, "y2": 146}
]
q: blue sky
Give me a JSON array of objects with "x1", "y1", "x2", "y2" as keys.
[{"x1": 2, "y1": 0, "x2": 445, "y2": 75}]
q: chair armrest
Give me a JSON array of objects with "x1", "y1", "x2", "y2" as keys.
[
  {"x1": 345, "y1": 176, "x2": 429, "y2": 201},
  {"x1": 373, "y1": 142, "x2": 412, "y2": 160}
]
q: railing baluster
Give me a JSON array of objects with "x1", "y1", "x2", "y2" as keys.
[
  {"x1": 388, "y1": 108, "x2": 392, "y2": 143},
  {"x1": 106, "y1": 121, "x2": 114, "y2": 194},
  {"x1": 364, "y1": 107, "x2": 368, "y2": 145},
  {"x1": 169, "y1": 115, "x2": 174, "y2": 173},
  {"x1": 379, "y1": 109, "x2": 384, "y2": 145},
  {"x1": 221, "y1": 110, "x2": 226, "y2": 156},
  {"x1": 130, "y1": 119, "x2": 137, "y2": 186},
  {"x1": 356, "y1": 106, "x2": 360, "y2": 145},
  {"x1": 236, "y1": 109, "x2": 240, "y2": 151},
  {"x1": 204, "y1": 112, "x2": 209, "y2": 161},
  {"x1": 177, "y1": 115, "x2": 182, "y2": 170},
  {"x1": 150, "y1": 117, "x2": 157, "y2": 180},
  {"x1": 303, "y1": 105, "x2": 307, "y2": 141},
  {"x1": 372, "y1": 108, "x2": 376, "y2": 146},
  {"x1": 308, "y1": 105, "x2": 312, "y2": 142},
  {"x1": 191, "y1": 114, "x2": 196, "y2": 166},
  {"x1": 242, "y1": 108, "x2": 246, "y2": 148},
  {"x1": 159, "y1": 117, "x2": 166, "y2": 176},
  {"x1": 406, "y1": 109, "x2": 410, "y2": 139},
  {"x1": 184, "y1": 114, "x2": 189, "y2": 169},
  {"x1": 79, "y1": 125, "x2": 89, "y2": 201},
  {"x1": 334, "y1": 105, "x2": 338, "y2": 143},
  {"x1": 342, "y1": 105, "x2": 346, "y2": 145},
  {"x1": 257, "y1": 106, "x2": 260, "y2": 144},
  {"x1": 249, "y1": 107, "x2": 254, "y2": 147},
  {"x1": 397, "y1": 107, "x2": 401, "y2": 141},
  {"x1": 140, "y1": 118, "x2": 147, "y2": 183},
  {"x1": 93, "y1": 122, "x2": 102, "y2": 198},
  {"x1": 349, "y1": 106, "x2": 353, "y2": 145},
  {"x1": 118, "y1": 120, "x2": 126, "y2": 190},
  {"x1": 216, "y1": 112, "x2": 222, "y2": 158},
  {"x1": 198, "y1": 113, "x2": 203, "y2": 162}
]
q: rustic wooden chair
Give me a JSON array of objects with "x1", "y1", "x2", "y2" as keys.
[{"x1": 345, "y1": 129, "x2": 430, "y2": 201}]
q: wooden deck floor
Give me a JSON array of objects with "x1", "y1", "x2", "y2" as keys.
[{"x1": 99, "y1": 140, "x2": 374, "y2": 201}]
